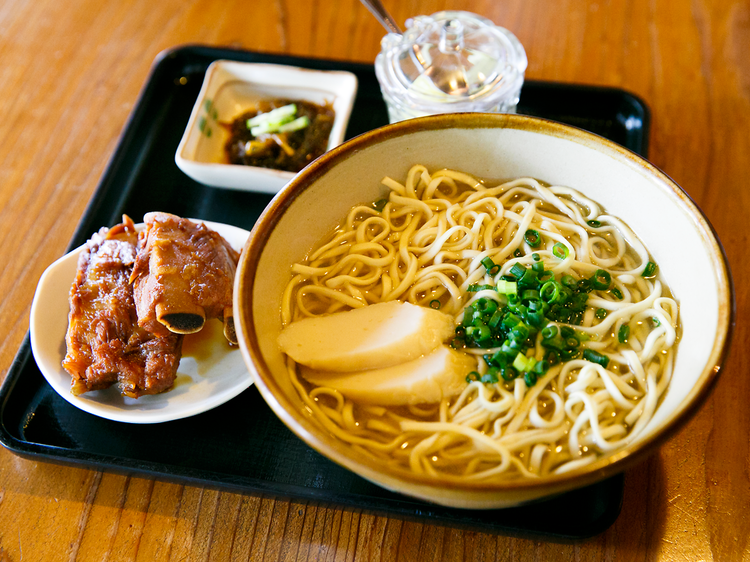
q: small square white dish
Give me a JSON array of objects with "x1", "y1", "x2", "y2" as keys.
[{"x1": 175, "y1": 61, "x2": 358, "y2": 194}]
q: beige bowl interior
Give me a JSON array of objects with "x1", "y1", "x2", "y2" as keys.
[{"x1": 235, "y1": 114, "x2": 732, "y2": 509}]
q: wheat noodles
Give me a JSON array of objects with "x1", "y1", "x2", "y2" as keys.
[{"x1": 280, "y1": 165, "x2": 678, "y2": 481}]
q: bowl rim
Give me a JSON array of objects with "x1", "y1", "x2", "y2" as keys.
[{"x1": 234, "y1": 112, "x2": 734, "y2": 497}]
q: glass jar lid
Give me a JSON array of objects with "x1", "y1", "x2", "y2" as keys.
[{"x1": 376, "y1": 11, "x2": 527, "y2": 114}]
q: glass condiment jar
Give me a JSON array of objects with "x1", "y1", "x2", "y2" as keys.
[{"x1": 374, "y1": 11, "x2": 528, "y2": 123}]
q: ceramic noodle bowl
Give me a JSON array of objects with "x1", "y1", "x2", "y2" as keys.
[{"x1": 234, "y1": 113, "x2": 733, "y2": 509}]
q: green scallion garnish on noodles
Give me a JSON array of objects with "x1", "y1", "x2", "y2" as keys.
[
  {"x1": 553, "y1": 243, "x2": 569, "y2": 259},
  {"x1": 452, "y1": 256, "x2": 624, "y2": 385},
  {"x1": 481, "y1": 256, "x2": 500, "y2": 275},
  {"x1": 495, "y1": 280, "x2": 518, "y2": 295},
  {"x1": 524, "y1": 229, "x2": 542, "y2": 247},
  {"x1": 467, "y1": 283, "x2": 495, "y2": 293},
  {"x1": 642, "y1": 261, "x2": 657, "y2": 278},
  {"x1": 583, "y1": 349, "x2": 610, "y2": 368},
  {"x1": 618, "y1": 325, "x2": 630, "y2": 343},
  {"x1": 591, "y1": 269, "x2": 612, "y2": 290}
]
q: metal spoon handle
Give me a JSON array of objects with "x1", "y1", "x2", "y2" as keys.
[{"x1": 359, "y1": 0, "x2": 402, "y2": 34}]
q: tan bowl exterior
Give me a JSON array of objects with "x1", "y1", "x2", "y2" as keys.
[{"x1": 234, "y1": 113, "x2": 733, "y2": 509}]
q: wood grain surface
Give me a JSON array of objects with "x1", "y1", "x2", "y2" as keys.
[{"x1": 0, "y1": 0, "x2": 748, "y2": 559}]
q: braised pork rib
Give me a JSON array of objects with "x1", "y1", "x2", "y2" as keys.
[
  {"x1": 130, "y1": 212, "x2": 240, "y2": 344},
  {"x1": 62, "y1": 216, "x2": 183, "y2": 397}
]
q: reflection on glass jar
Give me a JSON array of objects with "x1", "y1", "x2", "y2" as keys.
[{"x1": 375, "y1": 11, "x2": 528, "y2": 123}]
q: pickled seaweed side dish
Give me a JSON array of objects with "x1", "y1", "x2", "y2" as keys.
[{"x1": 224, "y1": 99, "x2": 335, "y2": 172}]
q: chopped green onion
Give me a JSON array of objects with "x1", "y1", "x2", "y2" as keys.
[
  {"x1": 524, "y1": 229, "x2": 542, "y2": 248},
  {"x1": 481, "y1": 369, "x2": 500, "y2": 384},
  {"x1": 513, "y1": 249, "x2": 523, "y2": 258},
  {"x1": 513, "y1": 353, "x2": 536, "y2": 372},
  {"x1": 524, "y1": 371, "x2": 538, "y2": 386},
  {"x1": 560, "y1": 348, "x2": 580, "y2": 360},
  {"x1": 518, "y1": 268, "x2": 539, "y2": 289},
  {"x1": 560, "y1": 326, "x2": 575, "y2": 339},
  {"x1": 476, "y1": 298, "x2": 498, "y2": 315},
  {"x1": 509, "y1": 263, "x2": 527, "y2": 279},
  {"x1": 552, "y1": 243, "x2": 569, "y2": 259},
  {"x1": 488, "y1": 309, "x2": 504, "y2": 329},
  {"x1": 526, "y1": 310, "x2": 546, "y2": 328},
  {"x1": 533, "y1": 360, "x2": 548, "y2": 376},
  {"x1": 486, "y1": 350, "x2": 506, "y2": 367},
  {"x1": 467, "y1": 283, "x2": 495, "y2": 292},
  {"x1": 373, "y1": 199, "x2": 388, "y2": 212},
  {"x1": 466, "y1": 323, "x2": 492, "y2": 343},
  {"x1": 429, "y1": 299, "x2": 441, "y2": 309},
  {"x1": 247, "y1": 103, "x2": 297, "y2": 128},
  {"x1": 540, "y1": 280, "x2": 563, "y2": 304},
  {"x1": 465, "y1": 371, "x2": 480, "y2": 383},
  {"x1": 510, "y1": 323, "x2": 530, "y2": 342},
  {"x1": 481, "y1": 257, "x2": 500, "y2": 275},
  {"x1": 501, "y1": 339, "x2": 522, "y2": 356},
  {"x1": 652, "y1": 317, "x2": 661, "y2": 327},
  {"x1": 496, "y1": 280, "x2": 518, "y2": 295},
  {"x1": 565, "y1": 337, "x2": 580, "y2": 349},
  {"x1": 587, "y1": 220, "x2": 602, "y2": 228},
  {"x1": 456, "y1": 251, "x2": 630, "y2": 382},
  {"x1": 461, "y1": 305, "x2": 475, "y2": 326},
  {"x1": 545, "y1": 350, "x2": 560, "y2": 365},
  {"x1": 618, "y1": 325, "x2": 630, "y2": 343},
  {"x1": 249, "y1": 122, "x2": 274, "y2": 136},
  {"x1": 248, "y1": 104, "x2": 310, "y2": 136},
  {"x1": 642, "y1": 261, "x2": 657, "y2": 278},
  {"x1": 570, "y1": 292, "x2": 588, "y2": 310},
  {"x1": 591, "y1": 269, "x2": 612, "y2": 290},
  {"x1": 276, "y1": 115, "x2": 309, "y2": 133},
  {"x1": 502, "y1": 313, "x2": 522, "y2": 330},
  {"x1": 561, "y1": 275, "x2": 578, "y2": 290},
  {"x1": 583, "y1": 349, "x2": 610, "y2": 368},
  {"x1": 521, "y1": 289, "x2": 540, "y2": 301},
  {"x1": 500, "y1": 366, "x2": 518, "y2": 381}
]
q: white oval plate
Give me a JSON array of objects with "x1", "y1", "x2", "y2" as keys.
[{"x1": 30, "y1": 219, "x2": 252, "y2": 424}]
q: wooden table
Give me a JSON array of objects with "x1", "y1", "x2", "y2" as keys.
[{"x1": 0, "y1": 0, "x2": 747, "y2": 559}]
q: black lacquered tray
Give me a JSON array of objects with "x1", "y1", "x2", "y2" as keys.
[{"x1": 0, "y1": 45, "x2": 650, "y2": 540}]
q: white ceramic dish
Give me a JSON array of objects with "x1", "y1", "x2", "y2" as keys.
[
  {"x1": 30, "y1": 219, "x2": 252, "y2": 424},
  {"x1": 235, "y1": 113, "x2": 733, "y2": 509},
  {"x1": 175, "y1": 61, "x2": 358, "y2": 193}
]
